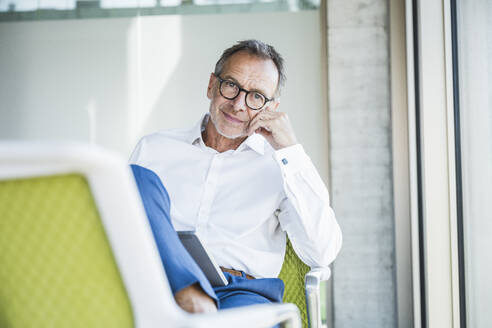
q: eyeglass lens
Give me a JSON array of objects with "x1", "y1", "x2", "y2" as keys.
[{"x1": 220, "y1": 80, "x2": 266, "y2": 110}]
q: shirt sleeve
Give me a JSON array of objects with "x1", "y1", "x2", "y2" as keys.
[{"x1": 274, "y1": 144, "x2": 342, "y2": 268}]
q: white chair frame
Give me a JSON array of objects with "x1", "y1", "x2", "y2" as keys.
[{"x1": 0, "y1": 141, "x2": 301, "y2": 328}]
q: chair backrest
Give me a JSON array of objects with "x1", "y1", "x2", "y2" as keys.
[
  {"x1": 278, "y1": 239, "x2": 310, "y2": 328},
  {"x1": 0, "y1": 173, "x2": 134, "y2": 327},
  {"x1": 0, "y1": 142, "x2": 181, "y2": 328}
]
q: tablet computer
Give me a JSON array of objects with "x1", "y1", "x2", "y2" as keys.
[{"x1": 177, "y1": 231, "x2": 228, "y2": 287}]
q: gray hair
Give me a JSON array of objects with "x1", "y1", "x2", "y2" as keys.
[{"x1": 214, "y1": 39, "x2": 286, "y2": 98}]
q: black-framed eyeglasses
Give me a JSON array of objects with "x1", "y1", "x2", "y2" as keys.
[{"x1": 215, "y1": 75, "x2": 273, "y2": 110}]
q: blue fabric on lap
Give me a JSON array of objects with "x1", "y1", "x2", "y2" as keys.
[
  {"x1": 215, "y1": 273, "x2": 284, "y2": 328},
  {"x1": 215, "y1": 272, "x2": 284, "y2": 309}
]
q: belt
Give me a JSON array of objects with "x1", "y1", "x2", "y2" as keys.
[{"x1": 220, "y1": 267, "x2": 255, "y2": 280}]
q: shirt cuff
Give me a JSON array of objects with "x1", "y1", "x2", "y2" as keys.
[{"x1": 273, "y1": 144, "x2": 311, "y2": 176}]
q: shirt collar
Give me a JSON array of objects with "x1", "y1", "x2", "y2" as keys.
[{"x1": 186, "y1": 113, "x2": 265, "y2": 155}]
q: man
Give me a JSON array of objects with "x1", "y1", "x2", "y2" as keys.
[{"x1": 130, "y1": 39, "x2": 342, "y2": 313}]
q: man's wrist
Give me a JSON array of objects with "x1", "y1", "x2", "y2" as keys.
[{"x1": 273, "y1": 144, "x2": 310, "y2": 176}]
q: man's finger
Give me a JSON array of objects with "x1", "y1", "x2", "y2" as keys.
[
  {"x1": 248, "y1": 112, "x2": 276, "y2": 130},
  {"x1": 248, "y1": 117, "x2": 273, "y2": 135},
  {"x1": 258, "y1": 110, "x2": 280, "y2": 121}
]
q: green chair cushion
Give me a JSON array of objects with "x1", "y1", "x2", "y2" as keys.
[
  {"x1": 0, "y1": 174, "x2": 134, "y2": 328},
  {"x1": 279, "y1": 239, "x2": 310, "y2": 328}
]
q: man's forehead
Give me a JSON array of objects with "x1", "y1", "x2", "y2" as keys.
[{"x1": 221, "y1": 52, "x2": 279, "y2": 91}]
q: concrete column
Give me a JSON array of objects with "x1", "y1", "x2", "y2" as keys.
[{"x1": 326, "y1": 0, "x2": 397, "y2": 327}]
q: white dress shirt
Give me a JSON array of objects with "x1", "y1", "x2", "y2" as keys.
[{"x1": 129, "y1": 114, "x2": 342, "y2": 278}]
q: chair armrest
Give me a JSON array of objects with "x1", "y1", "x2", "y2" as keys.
[
  {"x1": 305, "y1": 267, "x2": 331, "y2": 328},
  {"x1": 189, "y1": 303, "x2": 301, "y2": 328}
]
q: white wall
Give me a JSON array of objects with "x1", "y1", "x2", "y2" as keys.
[{"x1": 0, "y1": 11, "x2": 328, "y2": 180}]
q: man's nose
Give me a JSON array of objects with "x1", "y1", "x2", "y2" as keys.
[{"x1": 231, "y1": 91, "x2": 247, "y2": 112}]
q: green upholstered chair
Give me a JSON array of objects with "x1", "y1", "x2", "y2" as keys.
[
  {"x1": 0, "y1": 142, "x2": 301, "y2": 328},
  {"x1": 279, "y1": 240, "x2": 332, "y2": 328},
  {"x1": 0, "y1": 173, "x2": 135, "y2": 328}
]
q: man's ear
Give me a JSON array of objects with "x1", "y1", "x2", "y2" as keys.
[{"x1": 207, "y1": 73, "x2": 215, "y2": 100}]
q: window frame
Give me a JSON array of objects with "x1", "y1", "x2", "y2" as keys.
[{"x1": 404, "y1": 0, "x2": 464, "y2": 326}]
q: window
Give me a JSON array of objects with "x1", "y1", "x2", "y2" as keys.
[
  {"x1": 456, "y1": 0, "x2": 492, "y2": 326},
  {"x1": 0, "y1": 0, "x2": 320, "y2": 20}
]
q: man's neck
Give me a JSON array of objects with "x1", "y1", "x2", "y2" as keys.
[{"x1": 202, "y1": 120, "x2": 246, "y2": 153}]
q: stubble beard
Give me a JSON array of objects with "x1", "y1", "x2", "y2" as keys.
[{"x1": 209, "y1": 106, "x2": 248, "y2": 140}]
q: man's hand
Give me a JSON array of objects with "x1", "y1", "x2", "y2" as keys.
[
  {"x1": 247, "y1": 110, "x2": 298, "y2": 150},
  {"x1": 174, "y1": 283, "x2": 218, "y2": 314}
]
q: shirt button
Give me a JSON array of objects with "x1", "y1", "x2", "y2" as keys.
[{"x1": 282, "y1": 158, "x2": 288, "y2": 165}]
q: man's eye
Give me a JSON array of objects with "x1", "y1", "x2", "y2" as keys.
[
  {"x1": 253, "y1": 93, "x2": 264, "y2": 100},
  {"x1": 226, "y1": 81, "x2": 236, "y2": 88}
]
